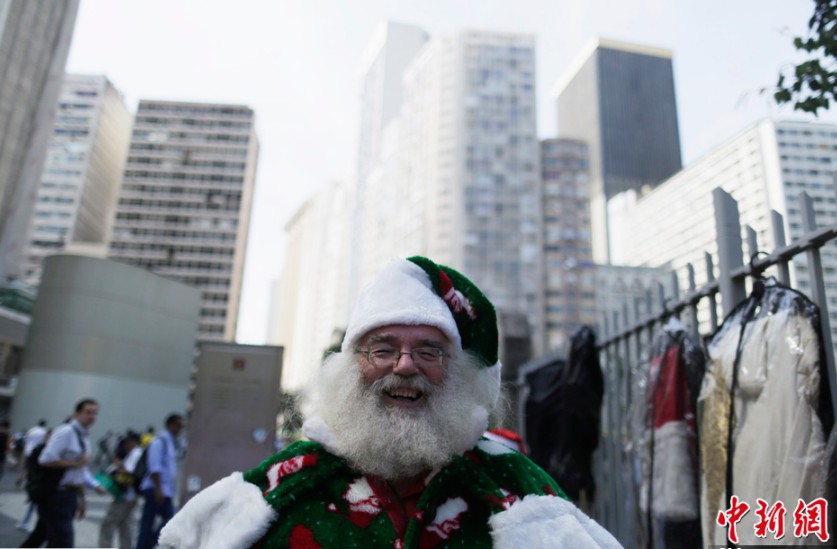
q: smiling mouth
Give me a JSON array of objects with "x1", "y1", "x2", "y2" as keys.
[{"x1": 384, "y1": 388, "x2": 424, "y2": 402}]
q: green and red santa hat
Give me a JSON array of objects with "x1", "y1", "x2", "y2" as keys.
[{"x1": 341, "y1": 256, "x2": 501, "y2": 394}]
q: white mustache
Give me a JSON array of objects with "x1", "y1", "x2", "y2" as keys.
[{"x1": 369, "y1": 374, "x2": 435, "y2": 396}]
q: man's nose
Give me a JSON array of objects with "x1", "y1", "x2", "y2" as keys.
[{"x1": 392, "y1": 351, "x2": 419, "y2": 375}]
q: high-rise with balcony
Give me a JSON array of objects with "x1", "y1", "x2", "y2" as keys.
[
  {"x1": 555, "y1": 38, "x2": 682, "y2": 263},
  {"x1": 109, "y1": 100, "x2": 258, "y2": 341},
  {"x1": 24, "y1": 74, "x2": 132, "y2": 286},
  {"x1": 0, "y1": 0, "x2": 80, "y2": 282}
]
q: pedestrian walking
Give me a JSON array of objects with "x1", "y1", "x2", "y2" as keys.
[
  {"x1": 16, "y1": 419, "x2": 48, "y2": 532},
  {"x1": 135, "y1": 414, "x2": 183, "y2": 549},
  {"x1": 99, "y1": 432, "x2": 143, "y2": 549},
  {"x1": 21, "y1": 399, "x2": 97, "y2": 548}
]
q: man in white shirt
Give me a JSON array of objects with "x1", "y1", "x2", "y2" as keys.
[
  {"x1": 135, "y1": 413, "x2": 183, "y2": 549},
  {"x1": 26, "y1": 399, "x2": 97, "y2": 548},
  {"x1": 23, "y1": 420, "x2": 47, "y2": 457}
]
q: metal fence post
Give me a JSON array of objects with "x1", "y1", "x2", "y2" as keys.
[
  {"x1": 771, "y1": 210, "x2": 791, "y2": 285},
  {"x1": 799, "y1": 192, "x2": 837, "y2": 420},
  {"x1": 713, "y1": 187, "x2": 746, "y2": 315}
]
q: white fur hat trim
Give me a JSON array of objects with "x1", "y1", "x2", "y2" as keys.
[{"x1": 342, "y1": 259, "x2": 462, "y2": 351}]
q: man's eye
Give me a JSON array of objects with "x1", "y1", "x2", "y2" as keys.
[
  {"x1": 414, "y1": 349, "x2": 439, "y2": 361},
  {"x1": 370, "y1": 349, "x2": 396, "y2": 360}
]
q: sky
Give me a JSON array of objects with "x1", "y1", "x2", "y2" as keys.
[{"x1": 65, "y1": 0, "x2": 837, "y2": 344}]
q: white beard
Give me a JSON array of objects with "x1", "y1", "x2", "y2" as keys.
[{"x1": 306, "y1": 350, "x2": 497, "y2": 481}]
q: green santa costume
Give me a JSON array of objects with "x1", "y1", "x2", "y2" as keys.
[{"x1": 158, "y1": 257, "x2": 621, "y2": 548}]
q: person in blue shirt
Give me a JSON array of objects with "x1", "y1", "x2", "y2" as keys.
[{"x1": 135, "y1": 413, "x2": 183, "y2": 549}]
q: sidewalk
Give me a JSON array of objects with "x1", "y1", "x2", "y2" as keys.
[{"x1": 0, "y1": 463, "x2": 137, "y2": 549}]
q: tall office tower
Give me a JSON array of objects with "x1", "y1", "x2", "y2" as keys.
[
  {"x1": 109, "y1": 100, "x2": 259, "y2": 342},
  {"x1": 24, "y1": 74, "x2": 132, "y2": 286},
  {"x1": 268, "y1": 180, "x2": 352, "y2": 392},
  {"x1": 395, "y1": 30, "x2": 544, "y2": 350},
  {"x1": 540, "y1": 138, "x2": 596, "y2": 350},
  {"x1": 0, "y1": 0, "x2": 80, "y2": 282},
  {"x1": 555, "y1": 38, "x2": 682, "y2": 263},
  {"x1": 350, "y1": 21, "x2": 428, "y2": 305},
  {"x1": 608, "y1": 119, "x2": 837, "y2": 346},
  {"x1": 356, "y1": 21, "x2": 429, "y2": 193}
]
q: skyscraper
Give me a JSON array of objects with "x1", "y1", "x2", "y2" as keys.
[
  {"x1": 395, "y1": 30, "x2": 544, "y2": 349},
  {"x1": 276, "y1": 26, "x2": 546, "y2": 389},
  {"x1": 350, "y1": 21, "x2": 428, "y2": 306},
  {"x1": 268, "y1": 180, "x2": 352, "y2": 392},
  {"x1": 555, "y1": 38, "x2": 682, "y2": 263},
  {"x1": 109, "y1": 100, "x2": 258, "y2": 341},
  {"x1": 0, "y1": 0, "x2": 80, "y2": 281},
  {"x1": 540, "y1": 138, "x2": 596, "y2": 350},
  {"x1": 25, "y1": 74, "x2": 132, "y2": 286}
]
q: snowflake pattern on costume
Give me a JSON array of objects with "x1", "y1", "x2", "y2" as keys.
[
  {"x1": 326, "y1": 477, "x2": 383, "y2": 528},
  {"x1": 264, "y1": 454, "x2": 318, "y2": 495},
  {"x1": 486, "y1": 488, "x2": 520, "y2": 511},
  {"x1": 424, "y1": 497, "x2": 468, "y2": 540},
  {"x1": 438, "y1": 271, "x2": 477, "y2": 319}
]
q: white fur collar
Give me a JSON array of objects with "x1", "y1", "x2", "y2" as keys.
[
  {"x1": 490, "y1": 495, "x2": 623, "y2": 548},
  {"x1": 157, "y1": 472, "x2": 275, "y2": 549},
  {"x1": 301, "y1": 413, "x2": 341, "y2": 454}
]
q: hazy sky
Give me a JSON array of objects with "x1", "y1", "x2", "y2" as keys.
[{"x1": 66, "y1": 0, "x2": 836, "y2": 344}]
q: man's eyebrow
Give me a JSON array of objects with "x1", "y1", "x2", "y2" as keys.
[
  {"x1": 417, "y1": 339, "x2": 446, "y2": 349},
  {"x1": 364, "y1": 334, "x2": 397, "y2": 345},
  {"x1": 362, "y1": 334, "x2": 447, "y2": 348}
]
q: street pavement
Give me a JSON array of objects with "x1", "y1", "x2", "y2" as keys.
[{"x1": 0, "y1": 462, "x2": 138, "y2": 549}]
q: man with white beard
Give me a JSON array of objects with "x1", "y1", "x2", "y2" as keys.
[{"x1": 158, "y1": 256, "x2": 621, "y2": 548}]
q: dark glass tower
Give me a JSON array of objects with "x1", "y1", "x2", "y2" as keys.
[{"x1": 556, "y1": 39, "x2": 682, "y2": 262}]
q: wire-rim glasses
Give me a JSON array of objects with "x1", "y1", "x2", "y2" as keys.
[{"x1": 354, "y1": 346, "x2": 449, "y2": 369}]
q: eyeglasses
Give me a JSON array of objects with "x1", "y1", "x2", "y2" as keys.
[{"x1": 354, "y1": 346, "x2": 449, "y2": 369}]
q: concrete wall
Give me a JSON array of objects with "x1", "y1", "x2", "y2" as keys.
[
  {"x1": 10, "y1": 254, "x2": 201, "y2": 439},
  {"x1": 181, "y1": 342, "x2": 282, "y2": 503}
]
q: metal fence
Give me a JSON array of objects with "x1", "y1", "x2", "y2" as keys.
[{"x1": 593, "y1": 186, "x2": 837, "y2": 546}]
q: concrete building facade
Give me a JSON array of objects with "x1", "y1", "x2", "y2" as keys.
[
  {"x1": 608, "y1": 119, "x2": 837, "y2": 343},
  {"x1": 10, "y1": 254, "x2": 201, "y2": 439},
  {"x1": 109, "y1": 100, "x2": 259, "y2": 341},
  {"x1": 25, "y1": 74, "x2": 132, "y2": 286},
  {"x1": 0, "y1": 0, "x2": 79, "y2": 281},
  {"x1": 555, "y1": 38, "x2": 682, "y2": 263}
]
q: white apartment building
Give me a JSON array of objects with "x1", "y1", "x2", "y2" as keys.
[
  {"x1": 355, "y1": 21, "x2": 429, "y2": 192},
  {"x1": 350, "y1": 21, "x2": 428, "y2": 306},
  {"x1": 25, "y1": 74, "x2": 132, "y2": 286},
  {"x1": 393, "y1": 29, "x2": 544, "y2": 350},
  {"x1": 609, "y1": 119, "x2": 837, "y2": 341},
  {"x1": 268, "y1": 180, "x2": 352, "y2": 392},
  {"x1": 0, "y1": 0, "x2": 79, "y2": 281},
  {"x1": 109, "y1": 100, "x2": 259, "y2": 342},
  {"x1": 276, "y1": 26, "x2": 545, "y2": 390}
]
